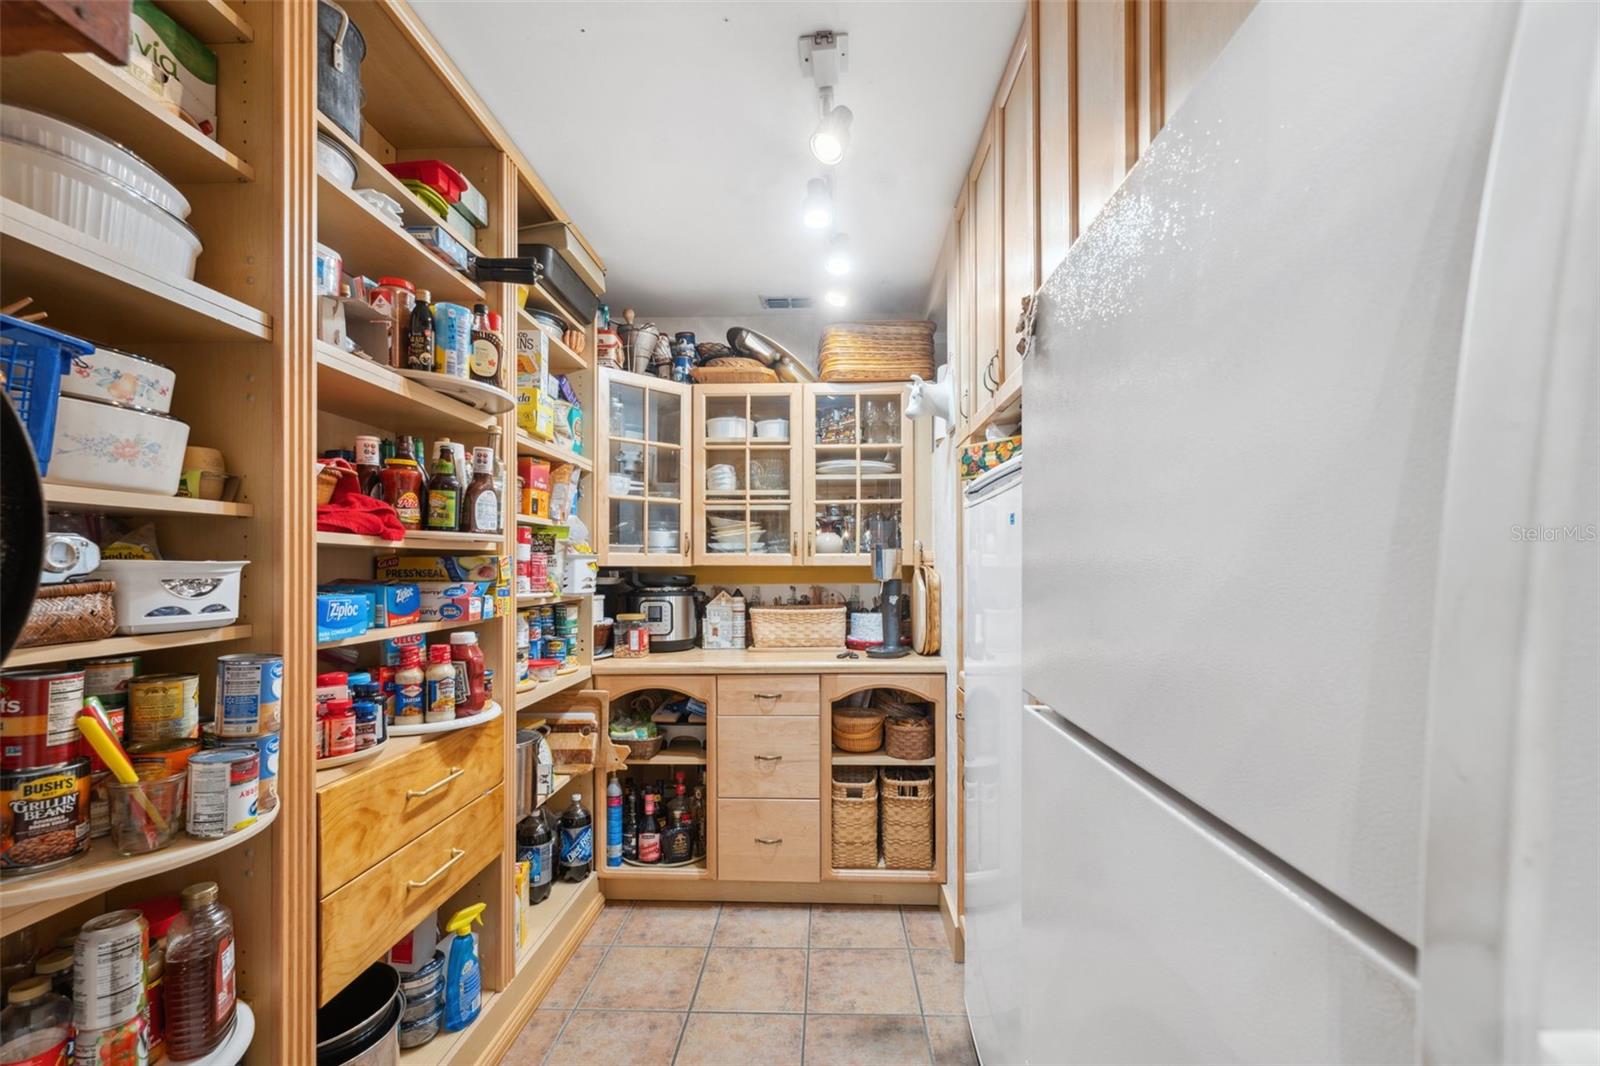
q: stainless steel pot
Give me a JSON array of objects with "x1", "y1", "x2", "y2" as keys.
[
  {"x1": 515, "y1": 729, "x2": 538, "y2": 819},
  {"x1": 317, "y1": 963, "x2": 402, "y2": 1066}
]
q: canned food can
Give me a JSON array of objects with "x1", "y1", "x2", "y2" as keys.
[
  {"x1": 82, "y1": 655, "x2": 141, "y2": 712},
  {"x1": 127, "y1": 674, "x2": 199, "y2": 745},
  {"x1": 74, "y1": 909, "x2": 149, "y2": 1030},
  {"x1": 80, "y1": 704, "x2": 126, "y2": 773},
  {"x1": 0, "y1": 758, "x2": 91, "y2": 877},
  {"x1": 0, "y1": 669, "x2": 87, "y2": 771},
  {"x1": 214, "y1": 653, "x2": 283, "y2": 737},
  {"x1": 186, "y1": 749, "x2": 258, "y2": 838},
  {"x1": 127, "y1": 738, "x2": 202, "y2": 783},
  {"x1": 77, "y1": 1011, "x2": 149, "y2": 1066},
  {"x1": 201, "y1": 728, "x2": 278, "y2": 812}
]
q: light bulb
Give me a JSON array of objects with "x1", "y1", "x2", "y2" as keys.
[
  {"x1": 810, "y1": 105, "x2": 852, "y2": 166},
  {"x1": 824, "y1": 290, "x2": 848, "y2": 308},
  {"x1": 802, "y1": 178, "x2": 833, "y2": 230},
  {"x1": 824, "y1": 234, "x2": 852, "y2": 276}
]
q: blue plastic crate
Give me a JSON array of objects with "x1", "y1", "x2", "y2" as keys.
[{"x1": 0, "y1": 314, "x2": 93, "y2": 476}]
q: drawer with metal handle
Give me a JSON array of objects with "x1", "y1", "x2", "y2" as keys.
[
  {"x1": 716, "y1": 798, "x2": 820, "y2": 882},
  {"x1": 716, "y1": 717, "x2": 819, "y2": 798},
  {"x1": 318, "y1": 787, "x2": 501, "y2": 1003},
  {"x1": 717, "y1": 674, "x2": 820, "y2": 716},
  {"x1": 317, "y1": 714, "x2": 504, "y2": 894}
]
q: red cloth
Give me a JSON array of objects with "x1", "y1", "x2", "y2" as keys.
[{"x1": 316, "y1": 460, "x2": 406, "y2": 541}]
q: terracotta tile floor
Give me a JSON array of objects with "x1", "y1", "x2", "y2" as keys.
[{"x1": 502, "y1": 902, "x2": 977, "y2": 1066}]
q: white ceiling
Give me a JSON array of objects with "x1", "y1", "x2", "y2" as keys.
[{"x1": 413, "y1": 0, "x2": 1024, "y2": 317}]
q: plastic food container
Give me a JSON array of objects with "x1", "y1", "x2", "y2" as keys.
[
  {"x1": 0, "y1": 137, "x2": 202, "y2": 278},
  {"x1": 398, "y1": 1005, "x2": 441, "y2": 1050},
  {"x1": 107, "y1": 774, "x2": 184, "y2": 855},
  {"x1": 406, "y1": 224, "x2": 473, "y2": 273},
  {"x1": 384, "y1": 159, "x2": 467, "y2": 203},
  {"x1": 314, "y1": 242, "x2": 343, "y2": 297},
  {"x1": 706, "y1": 416, "x2": 749, "y2": 440},
  {"x1": 315, "y1": 130, "x2": 357, "y2": 189},
  {"x1": 397, "y1": 952, "x2": 445, "y2": 1002},
  {"x1": 92, "y1": 559, "x2": 248, "y2": 635},
  {"x1": 62, "y1": 347, "x2": 175, "y2": 413},
  {"x1": 0, "y1": 104, "x2": 190, "y2": 218},
  {"x1": 399, "y1": 983, "x2": 441, "y2": 1025},
  {"x1": 528, "y1": 657, "x2": 559, "y2": 683},
  {"x1": 47, "y1": 394, "x2": 191, "y2": 495}
]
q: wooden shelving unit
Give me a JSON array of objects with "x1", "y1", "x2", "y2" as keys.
[
  {"x1": 43, "y1": 483, "x2": 255, "y2": 518},
  {"x1": 3, "y1": 625, "x2": 255, "y2": 669},
  {"x1": 515, "y1": 430, "x2": 593, "y2": 471},
  {"x1": 161, "y1": 0, "x2": 255, "y2": 43},
  {"x1": 518, "y1": 309, "x2": 588, "y2": 373},
  {"x1": 316, "y1": 342, "x2": 498, "y2": 434},
  {"x1": 316, "y1": 173, "x2": 486, "y2": 307},
  {"x1": 315, "y1": 614, "x2": 495, "y2": 650},
  {"x1": 315, "y1": 530, "x2": 503, "y2": 552},
  {"x1": 515, "y1": 666, "x2": 593, "y2": 710}
]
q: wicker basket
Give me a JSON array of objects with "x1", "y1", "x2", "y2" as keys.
[
  {"x1": 749, "y1": 604, "x2": 846, "y2": 649},
  {"x1": 819, "y1": 321, "x2": 936, "y2": 382},
  {"x1": 831, "y1": 767, "x2": 879, "y2": 869},
  {"x1": 16, "y1": 581, "x2": 117, "y2": 647},
  {"x1": 884, "y1": 715, "x2": 934, "y2": 761},
  {"x1": 613, "y1": 734, "x2": 664, "y2": 762},
  {"x1": 832, "y1": 707, "x2": 885, "y2": 753},
  {"x1": 881, "y1": 766, "x2": 935, "y2": 870},
  {"x1": 691, "y1": 362, "x2": 779, "y2": 385}
]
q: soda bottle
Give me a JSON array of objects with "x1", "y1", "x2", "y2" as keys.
[
  {"x1": 517, "y1": 811, "x2": 554, "y2": 905},
  {"x1": 605, "y1": 775, "x2": 623, "y2": 868},
  {"x1": 557, "y1": 792, "x2": 593, "y2": 882}
]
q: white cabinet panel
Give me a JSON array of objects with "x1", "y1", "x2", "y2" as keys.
[
  {"x1": 1021, "y1": 1, "x2": 1517, "y2": 940},
  {"x1": 1020, "y1": 707, "x2": 1415, "y2": 1065}
]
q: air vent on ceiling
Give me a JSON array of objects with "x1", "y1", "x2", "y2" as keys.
[{"x1": 758, "y1": 295, "x2": 813, "y2": 310}]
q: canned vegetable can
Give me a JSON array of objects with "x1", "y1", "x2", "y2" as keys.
[
  {"x1": 214, "y1": 653, "x2": 283, "y2": 737},
  {"x1": 127, "y1": 674, "x2": 200, "y2": 745},
  {"x1": 0, "y1": 669, "x2": 87, "y2": 771},
  {"x1": 1, "y1": 758, "x2": 91, "y2": 877},
  {"x1": 186, "y1": 749, "x2": 259, "y2": 838}
]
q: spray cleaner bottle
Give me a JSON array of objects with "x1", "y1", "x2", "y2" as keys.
[{"x1": 441, "y1": 902, "x2": 487, "y2": 1031}]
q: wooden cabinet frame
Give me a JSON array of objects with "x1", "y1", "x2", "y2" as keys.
[
  {"x1": 597, "y1": 369, "x2": 693, "y2": 566},
  {"x1": 801, "y1": 383, "x2": 917, "y2": 567},
  {"x1": 691, "y1": 384, "x2": 804, "y2": 565}
]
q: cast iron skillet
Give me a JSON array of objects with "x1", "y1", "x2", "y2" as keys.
[{"x1": 0, "y1": 390, "x2": 45, "y2": 658}]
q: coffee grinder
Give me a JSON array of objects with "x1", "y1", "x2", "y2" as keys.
[{"x1": 866, "y1": 515, "x2": 908, "y2": 658}]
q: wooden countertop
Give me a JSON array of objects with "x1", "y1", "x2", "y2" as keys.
[{"x1": 592, "y1": 648, "x2": 947, "y2": 676}]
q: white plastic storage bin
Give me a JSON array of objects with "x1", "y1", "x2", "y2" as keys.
[{"x1": 92, "y1": 559, "x2": 248, "y2": 635}]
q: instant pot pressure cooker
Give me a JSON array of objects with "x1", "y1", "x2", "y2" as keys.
[{"x1": 625, "y1": 572, "x2": 698, "y2": 652}]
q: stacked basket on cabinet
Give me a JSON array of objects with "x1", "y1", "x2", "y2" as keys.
[{"x1": 829, "y1": 690, "x2": 935, "y2": 870}]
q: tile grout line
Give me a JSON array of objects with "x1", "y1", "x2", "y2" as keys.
[
  {"x1": 542, "y1": 901, "x2": 627, "y2": 1064},
  {"x1": 669, "y1": 903, "x2": 720, "y2": 1064},
  {"x1": 802, "y1": 904, "x2": 814, "y2": 1065}
]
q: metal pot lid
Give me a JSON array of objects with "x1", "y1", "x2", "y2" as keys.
[{"x1": 57, "y1": 393, "x2": 183, "y2": 422}]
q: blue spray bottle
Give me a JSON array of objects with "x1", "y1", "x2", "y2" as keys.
[{"x1": 441, "y1": 902, "x2": 487, "y2": 1031}]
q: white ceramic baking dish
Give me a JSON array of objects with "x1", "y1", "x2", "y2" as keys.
[
  {"x1": 705, "y1": 415, "x2": 749, "y2": 440},
  {"x1": 92, "y1": 559, "x2": 248, "y2": 635},
  {"x1": 316, "y1": 130, "x2": 357, "y2": 189},
  {"x1": 47, "y1": 394, "x2": 191, "y2": 495},
  {"x1": 62, "y1": 347, "x2": 176, "y2": 413},
  {"x1": 0, "y1": 104, "x2": 190, "y2": 218},
  {"x1": 0, "y1": 137, "x2": 203, "y2": 278}
]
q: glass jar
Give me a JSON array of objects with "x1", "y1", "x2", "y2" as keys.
[
  {"x1": 0, "y1": 978, "x2": 72, "y2": 1066},
  {"x1": 614, "y1": 613, "x2": 650, "y2": 658},
  {"x1": 378, "y1": 458, "x2": 425, "y2": 529}
]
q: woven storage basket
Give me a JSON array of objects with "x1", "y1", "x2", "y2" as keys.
[
  {"x1": 691, "y1": 363, "x2": 779, "y2": 385},
  {"x1": 16, "y1": 581, "x2": 117, "y2": 647},
  {"x1": 881, "y1": 766, "x2": 935, "y2": 870},
  {"x1": 613, "y1": 734, "x2": 663, "y2": 762},
  {"x1": 832, "y1": 707, "x2": 885, "y2": 753},
  {"x1": 884, "y1": 714, "x2": 934, "y2": 761},
  {"x1": 819, "y1": 321, "x2": 936, "y2": 382},
  {"x1": 831, "y1": 766, "x2": 880, "y2": 868},
  {"x1": 749, "y1": 604, "x2": 845, "y2": 648}
]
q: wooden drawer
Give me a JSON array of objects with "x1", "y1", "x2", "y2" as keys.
[
  {"x1": 717, "y1": 799, "x2": 819, "y2": 882},
  {"x1": 319, "y1": 786, "x2": 501, "y2": 1003},
  {"x1": 318, "y1": 716, "x2": 503, "y2": 894},
  {"x1": 717, "y1": 717, "x2": 819, "y2": 799},
  {"x1": 718, "y1": 674, "x2": 820, "y2": 717}
]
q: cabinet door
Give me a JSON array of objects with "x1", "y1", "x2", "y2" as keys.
[
  {"x1": 970, "y1": 117, "x2": 1002, "y2": 407},
  {"x1": 1038, "y1": 0, "x2": 1075, "y2": 274},
  {"x1": 999, "y1": 16, "x2": 1037, "y2": 386},
  {"x1": 803, "y1": 384, "x2": 914, "y2": 567},
  {"x1": 693, "y1": 384, "x2": 803, "y2": 564},
  {"x1": 598, "y1": 369, "x2": 690, "y2": 566},
  {"x1": 1076, "y1": 0, "x2": 1137, "y2": 232},
  {"x1": 953, "y1": 190, "x2": 978, "y2": 435}
]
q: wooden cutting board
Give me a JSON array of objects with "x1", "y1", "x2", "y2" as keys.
[{"x1": 911, "y1": 541, "x2": 941, "y2": 655}]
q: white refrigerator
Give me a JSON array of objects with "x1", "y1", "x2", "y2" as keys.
[
  {"x1": 1003, "y1": 2, "x2": 1598, "y2": 1064},
  {"x1": 960, "y1": 457, "x2": 1022, "y2": 1066}
]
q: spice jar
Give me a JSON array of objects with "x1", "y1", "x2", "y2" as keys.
[{"x1": 614, "y1": 614, "x2": 650, "y2": 658}]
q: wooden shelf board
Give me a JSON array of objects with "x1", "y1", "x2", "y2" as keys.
[
  {"x1": 628, "y1": 750, "x2": 707, "y2": 766},
  {"x1": 514, "y1": 872, "x2": 594, "y2": 972},
  {"x1": 315, "y1": 614, "x2": 499, "y2": 651},
  {"x1": 161, "y1": 0, "x2": 254, "y2": 43},
  {"x1": 517, "y1": 310, "x2": 589, "y2": 372},
  {"x1": 514, "y1": 431, "x2": 592, "y2": 471},
  {"x1": 315, "y1": 530, "x2": 502, "y2": 552},
  {"x1": 314, "y1": 734, "x2": 422, "y2": 790},
  {"x1": 0, "y1": 804, "x2": 278, "y2": 936},
  {"x1": 0, "y1": 53, "x2": 254, "y2": 183},
  {"x1": 3, "y1": 624, "x2": 253, "y2": 669},
  {"x1": 0, "y1": 200, "x2": 272, "y2": 344},
  {"x1": 43, "y1": 483, "x2": 254, "y2": 517},
  {"x1": 316, "y1": 341, "x2": 496, "y2": 433},
  {"x1": 828, "y1": 866, "x2": 941, "y2": 883},
  {"x1": 401, "y1": 989, "x2": 500, "y2": 1066},
  {"x1": 538, "y1": 774, "x2": 574, "y2": 807},
  {"x1": 316, "y1": 173, "x2": 485, "y2": 307},
  {"x1": 593, "y1": 649, "x2": 946, "y2": 676},
  {"x1": 521, "y1": 284, "x2": 582, "y2": 331},
  {"x1": 516, "y1": 513, "x2": 565, "y2": 528},
  {"x1": 313, "y1": 113, "x2": 464, "y2": 235},
  {"x1": 515, "y1": 667, "x2": 592, "y2": 709},
  {"x1": 516, "y1": 594, "x2": 584, "y2": 607},
  {"x1": 829, "y1": 750, "x2": 937, "y2": 767},
  {"x1": 598, "y1": 860, "x2": 710, "y2": 881}
]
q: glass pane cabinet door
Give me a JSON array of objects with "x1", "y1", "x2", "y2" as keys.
[
  {"x1": 600, "y1": 370, "x2": 690, "y2": 564},
  {"x1": 804, "y1": 385, "x2": 912, "y2": 565},
  {"x1": 694, "y1": 385, "x2": 802, "y2": 564}
]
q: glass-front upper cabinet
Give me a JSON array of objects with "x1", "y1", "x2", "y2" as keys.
[
  {"x1": 802, "y1": 384, "x2": 914, "y2": 566},
  {"x1": 598, "y1": 369, "x2": 691, "y2": 566},
  {"x1": 692, "y1": 384, "x2": 803, "y2": 565}
]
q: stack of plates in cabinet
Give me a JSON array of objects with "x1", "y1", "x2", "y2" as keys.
[
  {"x1": 816, "y1": 458, "x2": 896, "y2": 476},
  {"x1": 708, "y1": 514, "x2": 762, "y2": 553},
  {"x1": 707, "y1": 464, "x2": 739, "y2": 493}
]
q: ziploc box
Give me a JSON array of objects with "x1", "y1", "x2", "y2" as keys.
[
  {"x1": 416, "y1": 581, "x2": 489, "y2": 623},
  {"x1": 129, "y1": 1, "x2": 219, "y2": 139},
  {"x1": 317, "y1": 592, "x2": 371, "y2": 643},
  {"x1": 321, "y1": 581, "x2": 421, "y2": 628},
  {"x1": 376, "y1": 554, "x2": 507, "y2": 584}
]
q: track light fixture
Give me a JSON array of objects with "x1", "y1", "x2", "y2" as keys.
[
  {"x1": 810, "y1": 88, "x2": 853, "y2": 166},
  {"x1": 799, "y1": 30, "x2": 853, "y2": 166}
]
